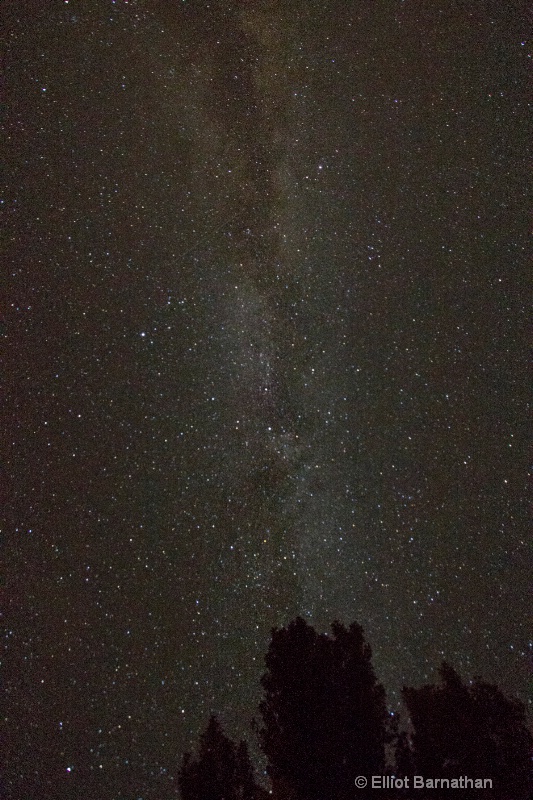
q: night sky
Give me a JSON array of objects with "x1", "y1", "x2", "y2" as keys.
[{"x1": 3, "y1": 1, "x2": 530, "y2": 798}]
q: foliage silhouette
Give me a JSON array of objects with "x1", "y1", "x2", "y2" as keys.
[
  {"x1": 257, "y1": 616, "x2": 389, "y2": 800},
  {"x1": 179, "y1": 715, "x2": 263, "y2": 800},
  {"x1": 400, "y1": 661, "x2": 532, "y2": 799},
  {"x1": 179, "y1": 624, "x2": 532, "y2": 800}
]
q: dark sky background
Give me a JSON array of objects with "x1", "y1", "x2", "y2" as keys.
[{"x1": 3, "y1": 1, "x2": 530, "y2": 798}]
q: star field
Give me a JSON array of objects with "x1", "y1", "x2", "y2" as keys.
[{"x1": 3, "y1": 1, "x2": 530, "y2": 797}]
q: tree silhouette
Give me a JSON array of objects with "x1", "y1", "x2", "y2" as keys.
[
  {"x1": 179, "y1": 715, "x2": 262, "y2": 800},
  {"x1": 401, "y1": 662, "x2": 532, "y2": 800},
  {"x1": 258, "y1": 616, "x2": 389, "y2": 800},
  {"x1": 178, "y1": 632, "x2": 531, "y2": 800}
]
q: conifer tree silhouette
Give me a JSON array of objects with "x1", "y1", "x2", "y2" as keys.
[{"x1": 179, "y1": 715, "x2": 262, "y2": 800}]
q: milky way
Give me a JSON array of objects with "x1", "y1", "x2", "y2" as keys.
[{"x1": 4, "y1": 2, "x2": 530, "y2": 797}]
